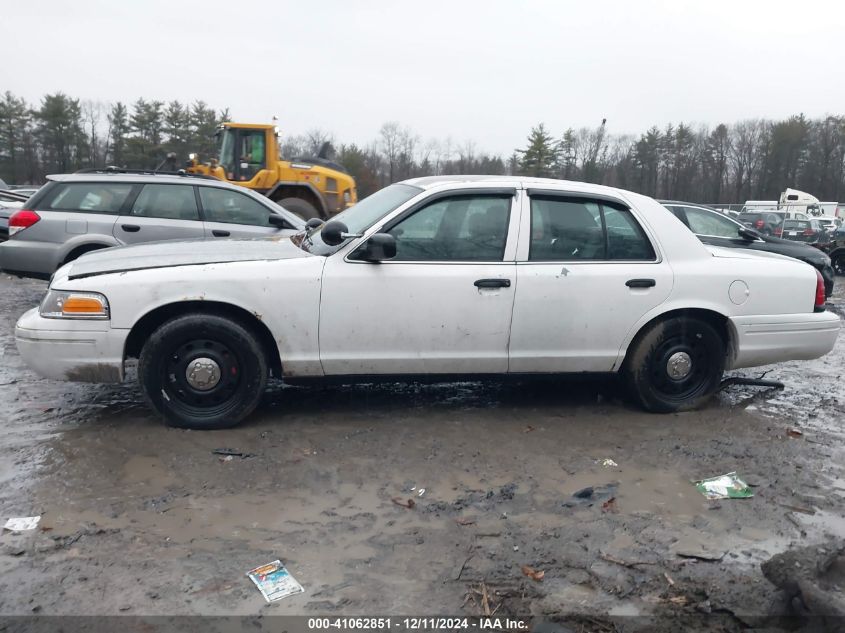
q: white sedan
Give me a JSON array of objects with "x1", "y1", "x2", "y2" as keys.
[{"x1": 14, "y1": 176, "x2": 840, "y2": 429}]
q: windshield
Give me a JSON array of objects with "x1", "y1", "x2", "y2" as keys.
[
  {"x1": 293, "y1": 183, "x2": 422, "y2": 255},
  {"x1": 218, "y1": 128, "x2": 236, "y2": 176}
]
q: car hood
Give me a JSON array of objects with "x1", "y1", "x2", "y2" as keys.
[{"x1": 66, "y1": 236, "x2": 311, "y2": 280}]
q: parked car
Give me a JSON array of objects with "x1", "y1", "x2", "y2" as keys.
[
  {"x1": 0, "y1": 170, "x2": 304, "y2": 278},
  {"x1": 0, "y1": 190, "x2": 28, "y2": 242},
  {"x1": 7, "y1": 186, "x2": 41, "y2": 198},
  {"x1": 661, "y1": 201, "x2": 835, "y2": 297},
  {"x1": 15, "y1": 177, "x2": 838, "y2": 429},
  {"x1": 815, "y1": 217, "x2": 840, "y2": 235},
  {"x1": 775, "y1": 218, "x2": 826, "y2": 243},
  {"x1": 737, "y1": 211, "x2": 788, "y2": 235}
]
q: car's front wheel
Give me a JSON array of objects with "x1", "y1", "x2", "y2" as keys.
[
  {"x1": 138, "y1": 314, "x2": 268, "y2": 429},
  {"x1": 623, "y1": 316, "x2": 725, "y2": 413}
]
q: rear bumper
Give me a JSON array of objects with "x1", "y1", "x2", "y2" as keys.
[
  {"x1": 728, "y1": 311, "x2": 840, "y2": 369},
  {"x1": 14, "y1": 308, "x2": 127, "y2": 382},
  {"x1": 0, "y1": 239, "x2": 61, "y2": 276}
]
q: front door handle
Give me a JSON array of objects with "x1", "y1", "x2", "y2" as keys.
[
  {"x1": 626, "y1": 278, "x2": 655, "y2": 288},
  {"x1": 474, "y1": 278, "x2": 511, "y2": 289},
  {"x1": 212, "y1": 229, "x2": 230, "y2": 237},
  {"x1": 121, "y1": 224, "x2": 140, "y2": 233}
]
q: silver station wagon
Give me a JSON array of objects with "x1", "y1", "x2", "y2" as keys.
[{"x1": 0, "y1": 169, "x2": 304, "y2": 278}]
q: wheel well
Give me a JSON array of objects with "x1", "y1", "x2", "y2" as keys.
[
  {"x1": 63, "y1": 243, "x2": 110, "y2": 265},
  {"x1": 124, "y1": 301, "x2": 283, "y2": 377},
  {"x1": 622, "y1": 308, "x2": 733, "y2": 370},
  {"x1": 268, "y1": 185, "x2": 324, "y2": 215}
]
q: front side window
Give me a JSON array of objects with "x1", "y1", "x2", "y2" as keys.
[
  {"x1": 131, "y1": 184, "x2": 199, "y2": 220},
  {"x1": 199, "y1": 187, "x2": 274, "y2": 226},
  {"x1": 39, "y1": 182, "x2": 134, "y2": 214},
  {"x1": 529, "y1": 196, "x2": 654, "y2": 261},
  {"x1": 683, "y1": 206, "x2": 741, "y2": 238},
  {"x1": 384, "y1": 195, "x2": 511, "y2": 261}
]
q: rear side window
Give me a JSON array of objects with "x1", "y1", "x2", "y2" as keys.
[
  {"x1": 38, "y1": 182, "x2": 134, "y2": 214},
  {"x1": 683, "y1": 206, "x2": 740, "y2": 238},
  {"x1": 529, "y1": 197, "x2": 655, "y2": 261},
  {"x1": 131, "y1": 185, "x2": 199, "y2": 221}
]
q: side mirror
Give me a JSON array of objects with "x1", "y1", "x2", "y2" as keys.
[
  {"x1": 268, "y1": 214, "x2": 288, "y2": 229},
  {"x1": 305, "y1": 217, "x2": 324, "y2": 230},
  {"x1": 355, "y1": 233, "x2": 397, "y2": 262},
  {"x1": 739, "y1": 227, "x2": 761, "y2": 241},
  {"x1": 321, "y1": 220, "x2": 349, "y2": 246}
]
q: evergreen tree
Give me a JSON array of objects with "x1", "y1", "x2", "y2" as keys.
[{"x1": 517, "y1": 123, "x2": 558, "y2": 177}]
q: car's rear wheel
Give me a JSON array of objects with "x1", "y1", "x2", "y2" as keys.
[
  {"x1": 832, "y1": 252, "x2": 845, "y2": 276},
  {"x1": 623, "y1": 316, "x2": 725, "y2": 413},
  {"x1": 138, "y1": 314, "x2": 268, "y2": 429},
  {"x1": 278, "y1": 197, "x2": 320, "y2": 220}
]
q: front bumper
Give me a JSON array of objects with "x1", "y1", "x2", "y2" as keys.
[
  {"x1": 728, "y1": 311, "x2": 841, "y2": 369},
  {"x1": 14, "y1": 307, "x2": 127, "y2": 382}
]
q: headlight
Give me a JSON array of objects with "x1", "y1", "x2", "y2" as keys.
[{"x1": 40, "y1": 290, "x2": 110, "y2": 319}]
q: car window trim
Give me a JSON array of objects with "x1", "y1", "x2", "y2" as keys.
[
  {"x1": 524, "y1": 192, "x2": 659, "y2": 264},
  {"x1": 343, "y1": 187, "x2": 519, "y2": 265}
]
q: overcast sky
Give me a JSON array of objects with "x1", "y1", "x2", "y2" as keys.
[{"x1": 4, "y1": 0, "x2": 844, "y2": 155}]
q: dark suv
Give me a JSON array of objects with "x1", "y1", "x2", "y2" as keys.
[{"x1": 661, "y1": 201, "x2": 834, "y2": 297}]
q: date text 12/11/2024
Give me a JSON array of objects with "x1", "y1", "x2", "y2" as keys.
[{"x1": 307, "y1": 618, "x2": 530, "y2": 630}]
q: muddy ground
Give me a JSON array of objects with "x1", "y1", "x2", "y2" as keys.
[{"x1": 0, "y1": 274, "x2": 843, "y2": 631}]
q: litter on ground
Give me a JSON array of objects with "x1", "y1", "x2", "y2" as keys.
[
  {"x1": 246, "y1": 560, "x2": 304, "y2": 603},
  {"x1": 695, "y1": 472, "x2": 754, "y2": 500},
  {"x1": 3, "y1": 516, "x2": 41, "y2": 531}
]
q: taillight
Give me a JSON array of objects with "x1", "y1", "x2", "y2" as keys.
[
  {"x1": 814, "y1": 269, "x2": 826, "y2": 311},
  {"x1": 803, "y1": 228, "x2": 815, "y2": 236},
  {"x1": 774, "y1": 227, "x2": 782, "y2": 236},
  {"x1": 8, "y1": 210, "x2": 40, "y2": 236},
  {"x1": 755, "y1": 219, "x2": 764, "y2": 229}
]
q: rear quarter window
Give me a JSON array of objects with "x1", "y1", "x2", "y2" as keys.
[{"x1": 36, "y1": 182, "x2": 134, "y2": 214}]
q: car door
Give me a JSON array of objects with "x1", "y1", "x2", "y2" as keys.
[
  {"x1": 509, "y1": 191, "x2": 672, "y2": 373},
  {"x1": 198, "y1": 186, "x2": 297, "y2": 238},
  {"x1": 114, "y1": 183, "x2": 205, "y2": 244},
  {"x1": 319, "y1": 189, "x2": 520, "y2": 375}
]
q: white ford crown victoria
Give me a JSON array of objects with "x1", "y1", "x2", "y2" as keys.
[{"x1": 14, "y1": 176, "x2": 840, "y2": 429}]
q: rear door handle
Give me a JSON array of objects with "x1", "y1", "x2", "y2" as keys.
[
  {"x1": 474, "y1": 278, "x2": 511, "y2": 288},
  {"x1": 626, "y1": 278, "x2": 655, "y2": 288},
  {"x1": 121, "y1": 224, "x2": 140, "y2": 233},
  {"x1": 212, "y1": 229, "x2": 230, "y2": 237}
]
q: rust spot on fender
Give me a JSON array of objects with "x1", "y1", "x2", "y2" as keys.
[{"x1": 65, "y1": 363, "x2": 122, "y2": 383}]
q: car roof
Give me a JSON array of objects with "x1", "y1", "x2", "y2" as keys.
[
  {"x1": 402, "y1": 175, "x2": 634, "y2": 199},
  {"x1": 46, "y1": 172, "x2": 248, "y2": 192},
  {"x1": 657, "y1": 200, "x2": 722, "y2": 212}
]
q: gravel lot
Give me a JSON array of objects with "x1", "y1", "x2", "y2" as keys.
[{"x1": 0, "y1": 274, "x2": 843, "y2": 631}]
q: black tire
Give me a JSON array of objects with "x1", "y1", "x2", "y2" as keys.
[
  {"x1": 278, "y1": 197, "x2": 321, "y2": 220},
  {"x1": 138, "y1": 314, "x2": 268, "y2": 429},
  {"x1": 623, "y1": 317, "x2": 725, "y2": 413},
  {"x1": 832, "y1": 252, "x2": 845, "y2": 276}
]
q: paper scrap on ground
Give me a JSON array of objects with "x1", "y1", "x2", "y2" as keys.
[
  {"x1": 600, "y1": 459, "x2": 618, "y2": 467},
  {"x1": 695, "y1": 472, "x2": 754, "y2": 500},
  {"x1": 246, "y1": 560, "x2": 303, "y2": 603},
  {"x1": 3, "y1": 516, "x2": 41, "y2": 531}
]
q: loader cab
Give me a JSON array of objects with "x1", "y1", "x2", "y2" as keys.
[{"x1": 217, "y1": 127, "x2": 269, "y2": 182}]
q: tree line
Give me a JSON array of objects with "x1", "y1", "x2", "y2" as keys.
[{"x1": 2, "y1": 90, "x2": 844, "y2": 203}]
